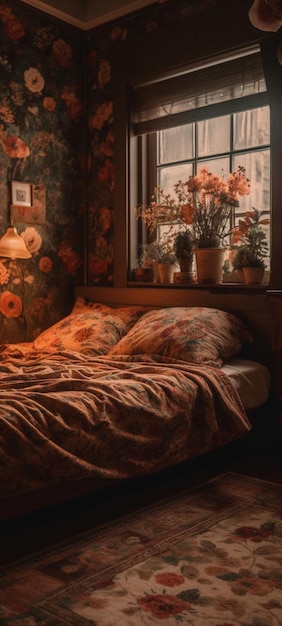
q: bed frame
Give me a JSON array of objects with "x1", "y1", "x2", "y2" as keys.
[{"x1": 0, "y1": 286, "x2": 278, "y2": 523}]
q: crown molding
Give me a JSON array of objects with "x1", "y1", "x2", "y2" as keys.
[{"x1": 19, "y1": 0, "x2": 157, "y2": 30}]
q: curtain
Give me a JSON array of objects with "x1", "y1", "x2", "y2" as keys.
[{"x1": 132, "y1": 46, "x2": 267, "y2": 135}]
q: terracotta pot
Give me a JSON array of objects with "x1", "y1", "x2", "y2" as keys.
[
  {"x1": 235, "y1": 269, "x2": 245, "y2": 283},
  {"x1": 178, "y1": 258, "x2": 193, "y2": 272},
  {"x1": 242, "y1": 266, "x2": 265, "y2": 285},
  {"x1": 158, "y1": 262, "x2": 175, "y2": 284},
  {"x1": 195, "y1": 248, "x2": 225, "y2": 284}
]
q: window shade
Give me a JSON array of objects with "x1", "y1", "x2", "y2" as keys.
[{"x1": 132, "y1": 47, "x2": 267, "y2": 135}]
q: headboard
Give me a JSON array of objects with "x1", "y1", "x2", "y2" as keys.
[{"x1": 75, "y1": 286, "x2": 273, "y2": 368}]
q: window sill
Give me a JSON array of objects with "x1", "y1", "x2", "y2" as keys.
[{"x1": 127, "y1": 281, "x2": 269, "y2": 294}]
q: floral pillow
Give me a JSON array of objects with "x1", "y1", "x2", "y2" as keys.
[
  {"x1": 108, "y1": 306, "x2": 253, "y2": 367},
  {"x1": 33, "y1": 297, "x2": 147, "y2": 355}
]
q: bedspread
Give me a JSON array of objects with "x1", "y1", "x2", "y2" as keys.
[{"x1": 0, "y1": 347, "x2": 251, "y2": 498}]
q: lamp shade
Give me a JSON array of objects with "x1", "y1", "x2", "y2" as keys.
[{"x1": 0, "y1": 227, "x2": 31, "y2": 259}]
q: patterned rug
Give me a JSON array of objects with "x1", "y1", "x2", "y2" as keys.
[{"x1": 0, "y1": 472, "x2": 282, "y2": 625}]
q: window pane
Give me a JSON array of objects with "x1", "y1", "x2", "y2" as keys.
[
  {"x1": 159, "y1": 163, "x2": 193, "y2": 196},
  {"x1": 234, "y1": 150, "x2": 270, "y2": 214},
  {"x1": 159, "y1": 124, "x2": 194, "y2": 164},
  {"x1": 197, "y1": 157, "x2": 230, "y2": 178},
  {"x1": 198, "y1": 116, "x2": 230, "y2": 157},
  {"x1": 234, "y1": 107, "x2": 270, "y2": 150}
]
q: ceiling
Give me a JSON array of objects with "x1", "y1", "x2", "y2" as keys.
[{"x1": 19, "y1": 0, "x2": 158, "y2": 29}]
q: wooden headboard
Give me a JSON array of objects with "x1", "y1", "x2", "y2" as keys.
[{"x1": 75, "y1": 286, "x2": 273, "y2": 368}]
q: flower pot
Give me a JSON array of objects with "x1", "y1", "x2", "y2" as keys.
[
  {"x1": 152, "y1": 260, "x2": 160, "y2": 283},
  {"x1": 235, "y1": 269, "x2": 245, "y2": 283},
  {"x1": 195, "y1": 248, "x2": 225, "y2": 284},
  {"x1": 178, "y1": 258, "x2": 193, "y2": 273},
  {"x1": 133, "y1": 267, "x2": 153, "y2": 282},
  {"x1": 242, "y1": 266, "x2": 265, "y2": 285},
  {"x1": 158, "y1": 262, "x2": 175, "y2": 284}
]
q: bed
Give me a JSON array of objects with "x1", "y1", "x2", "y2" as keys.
[{"x1": 0, "y1": 295, "x2": 271, "y2": 521}]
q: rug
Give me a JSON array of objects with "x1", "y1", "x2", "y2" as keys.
[{"x1": 0, "y1": 472, "x2": 281, "y2": 626}]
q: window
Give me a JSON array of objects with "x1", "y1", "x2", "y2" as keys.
[
  {"x1": 130, "y1": 45, "x2": 271, "y2": 277},
  {"x1": 157, "y1": 106, "x2": 270, "y2": 246}
]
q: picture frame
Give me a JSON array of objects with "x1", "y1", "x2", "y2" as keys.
[
  {"x1": 11, "y1": 181, "x2": 32, "y2": 207},
  {"x1": 10, "y1": 182, "x2": 46, "y2": 225}
]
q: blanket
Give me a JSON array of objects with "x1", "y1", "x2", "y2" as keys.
[{"x1": 0, "y1": 347, "x2": 251, "y2": 497}]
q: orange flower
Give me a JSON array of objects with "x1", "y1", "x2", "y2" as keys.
[
  {"x1": 52, "y1": 38, "x2": 72, "y2": 68},
  {"x1": 1, "y1": 135, "x2": 30, "y2": 159},
  {"x1": 88, "y1": 255, "x2": 109, "y2": 276},
  {"x1": 58, "y1": 242, "x2": 82, "y2": 274},
  {"x1": 0, "y1": 8, "x2": 25, "y2": 41},
  {"x1": 137, "y1": 593, "x2": 190, "y2": 618},
  {"x1": 0, "y1": 290, "x2": 22, "y2": 318},
  {"x1": 180, "y1": 203, "x2": 195, "y2": 225},
  {"x1": 39, "y1": 256, "x2": 53, "y2": 273},
  {"x1": 43, "y1": 97, "x2": 56, "y2": 112}
]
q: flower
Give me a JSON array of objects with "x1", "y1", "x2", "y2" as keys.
[
  {"x1": 20, "y1": 226, "x2": 42, "y2": 255},
  {"x1": 24, "y1": 67, "x2": 45, "y2": 93},
  {"x1": 135, "y1": 187, "x2": 191, "y2": 264},
  {"x1": 0, "y1": 290, "x2": 22, "y2": 318},
  {"x1": 134, "y1": 187, "x2": 182, "y2": 233},
  {"x1": 231, "y1": 207, "x2": 270, "y2": 268},
  {"x1": 174, "y1": 166, "x2": 251, "y2": 248}
]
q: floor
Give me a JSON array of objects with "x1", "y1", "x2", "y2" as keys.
[{"x1": 1, "y1": 403, "x2": 281, "y2": 567}]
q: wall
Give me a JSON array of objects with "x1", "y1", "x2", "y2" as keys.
[
  {"x1": 0, "y1": 0, "x2": 280, "y2": 343},
  {"x1": 86, "y1": 0, "x2": 228, "y2": 287},
  {"x1": 0, "y1": 0, "x2": 85, "y2": 342},
  {"x1": 86, "y1": 0, "x2": 281, "y2": 289}
]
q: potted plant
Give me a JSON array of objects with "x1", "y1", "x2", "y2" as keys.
[
  {"x1": 173, "y1": 229, "x2": 194, "y2": 272},
  {"x1": 173, "y1": 166, "x2": 251, "y2": 283},
  {"x1": 231, "y1": 207, "x2": 270, "y2": 284},
  {"x1": 133, "y1": 256, "x2": 153, "y2": 282},
  {"x1": 140, "y1": 238, "x2": 177, "y2": 283}
]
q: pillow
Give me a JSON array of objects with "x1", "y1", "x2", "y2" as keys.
[
  {"x1": 33, "y1": 297, "x2": 147, "y2": 355},
  {"x1": 108, "y1": 306, "x2": 253, "y2": 367}
]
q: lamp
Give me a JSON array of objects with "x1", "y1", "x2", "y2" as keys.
[{"x1": 0, "y1": 226, "x2": 31, "y2": 259}]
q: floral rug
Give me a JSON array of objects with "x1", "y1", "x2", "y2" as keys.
[{"x1": 0, "y1": 472, "x2": 281, "y2": 625}]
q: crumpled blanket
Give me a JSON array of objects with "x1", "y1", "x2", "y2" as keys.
[{"x1": 0, "y1": 346, "x2": 251, "y2": 497}]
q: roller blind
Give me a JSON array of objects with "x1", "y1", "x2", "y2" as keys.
[{"x1": 132, "y1": 46, "x2": 267, "y2": 135}]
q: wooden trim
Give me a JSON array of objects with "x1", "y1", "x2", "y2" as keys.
[{"x1": 267, "y1": 290, "x2": 282, "y2": 443}]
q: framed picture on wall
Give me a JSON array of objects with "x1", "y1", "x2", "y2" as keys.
[
  {"x1": 11, "y1": 181, "x2": 32, "y2": 207},
  {"x1": 10, "y1": 182, "x2": 46, "y2": 224}
]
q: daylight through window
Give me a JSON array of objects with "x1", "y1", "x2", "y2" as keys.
[{"x1": 131, "y1": 45, "x2": 271, "y2": 281}]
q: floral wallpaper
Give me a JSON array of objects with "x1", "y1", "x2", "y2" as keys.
[
  {"x1": 86, "y1": 0, "x2": 230, "y2": 287},
  {"x1": 0, "y1": 0, "x2": 85, "y2": 342},
  {"x1": 0, "y1": 0, "x2": 232, "y2": 343}
]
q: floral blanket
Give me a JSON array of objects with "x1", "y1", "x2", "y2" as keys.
[{"x1": 0, "y1": 347, "x2": 251, "y2": 498}]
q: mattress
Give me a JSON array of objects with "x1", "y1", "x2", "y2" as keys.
[{"x1": 222, "y1": 358, "x2": 271, "y2": 410}]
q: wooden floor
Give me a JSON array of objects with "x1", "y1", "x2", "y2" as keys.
[{"x1": 1, "y1": 403, "x2": 281, "y2": 567}]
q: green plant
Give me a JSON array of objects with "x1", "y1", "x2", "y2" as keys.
[
  {"x1": 173, "y1": 229, "x2": 194, "y2": 260},
  {"x1": 231, "y1": 208, "x2": 270, "y2": 269}
]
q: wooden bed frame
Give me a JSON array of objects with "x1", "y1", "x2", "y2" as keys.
[{"x1": 0, "y1": 286, "x2": 278, "y2": 522}]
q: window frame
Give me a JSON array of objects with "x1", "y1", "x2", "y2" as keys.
[
  {"x1": 111, "y1": 2, "x2": 281, "y2": 290},
  {"x1": 131, "y1": 92, "x2": 270, "y2": 280}
]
